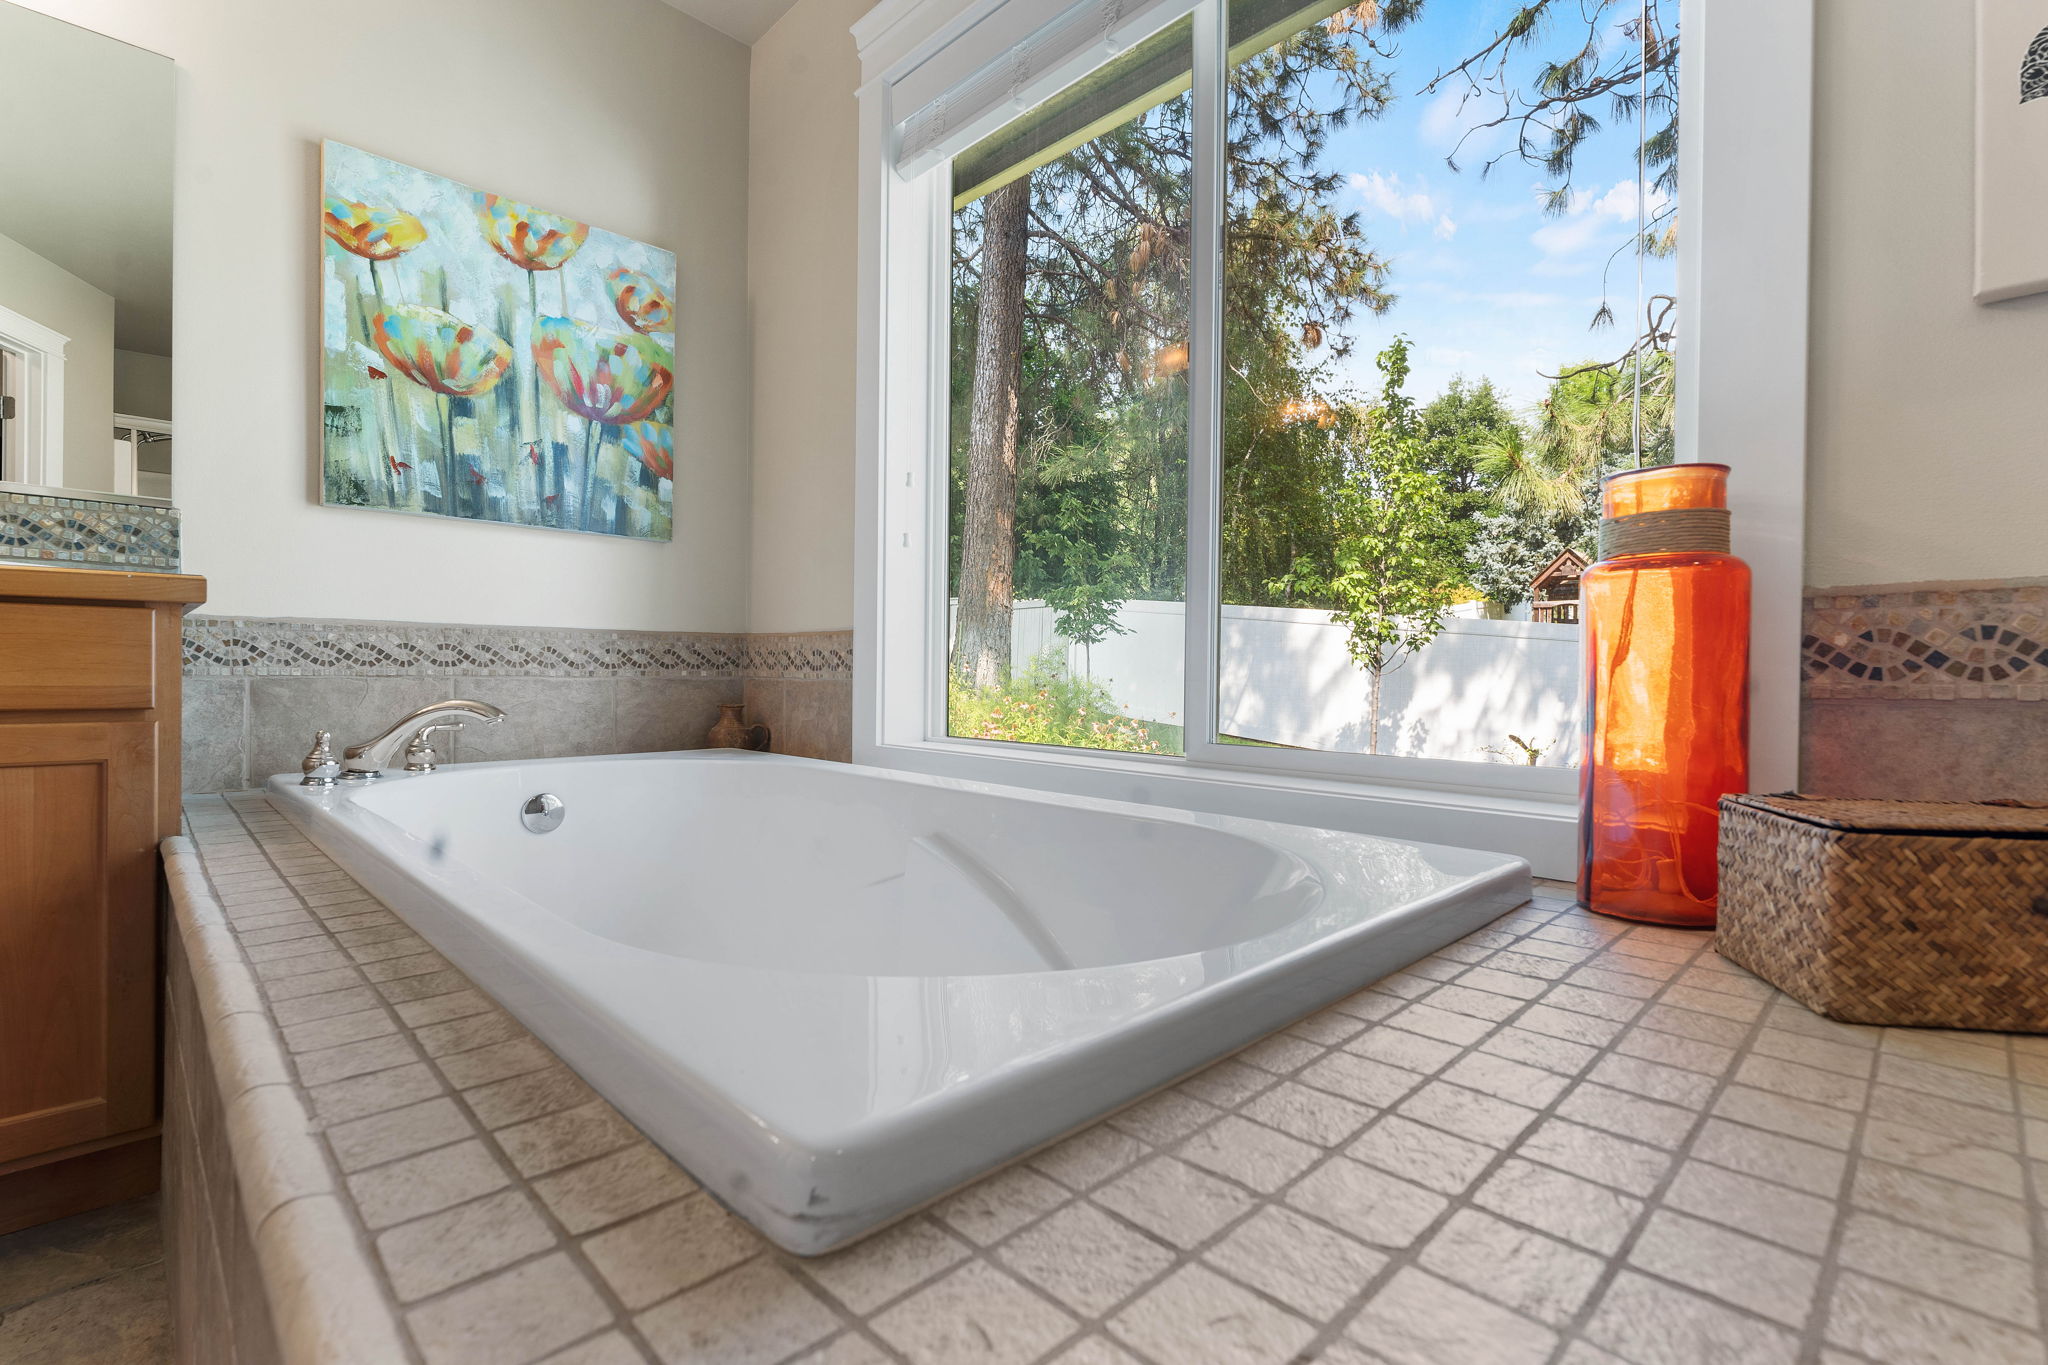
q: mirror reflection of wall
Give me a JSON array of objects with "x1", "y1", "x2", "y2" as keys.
[{"x1": 0, "y1": 0, "x2": 173, "y2": 502}]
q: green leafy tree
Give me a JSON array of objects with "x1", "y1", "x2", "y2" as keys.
[
  {"x1": 1015, "y1": 442, "x2": 1141, "y2": 674},
  {"x1": 1275, "y1": 338, "x2": 1465, "y2": 751}
]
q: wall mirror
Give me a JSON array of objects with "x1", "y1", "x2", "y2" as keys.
[{"x1": 0, "y1": 1, "x2": 174, "y2": 504}]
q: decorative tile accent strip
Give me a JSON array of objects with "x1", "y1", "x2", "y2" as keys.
[
  {"x1": 0, "y1": 487, "x2": 180, "y2": 571},
  {"x1": 1804, "y1": 583, "x2": 2047, "y2": 700},
  {"x1": 169, "y1": 792, "x2": 2048, "y2": 1365},
  {"x1": 184, "y1": 616, "x2": 747, "y2": 678},
  {"x1": 741, "y1": 629, "x2": 854, "y2": 680}
]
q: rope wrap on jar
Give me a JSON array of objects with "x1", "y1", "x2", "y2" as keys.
[{"x1": 1597, "y1": 506, "x2": 1732, "y2": 559}]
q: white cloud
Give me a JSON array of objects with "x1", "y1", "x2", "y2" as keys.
[
  {"x1": 1351, "y1": 171, "x2": 1458, "y2": 240},
  {"x1": 1530, "y1": 179, "x2": 1670, "y2": 261}
]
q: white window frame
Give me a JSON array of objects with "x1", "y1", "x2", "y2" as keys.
[
  {"x1": 0, "y1": 301, "x2": 69, "y2": 488},
  {"x1": 852, "y1": 0, "x2": 1810, "y2": 878}
]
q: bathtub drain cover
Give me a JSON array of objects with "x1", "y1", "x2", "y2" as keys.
[{"x1": 521, "y1": 793, "x2": 566, "y2": 834}]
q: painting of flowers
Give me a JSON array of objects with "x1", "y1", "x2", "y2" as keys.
[{"x1": 321, "y1": 141, "x2": 677, "y2": 539}]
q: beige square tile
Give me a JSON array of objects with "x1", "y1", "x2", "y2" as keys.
[
  {"x1": 1441, "y1": 1052, "x2": 1570, "y2": 1109},
  {"x1": 1177, "y1": 1058, "x2": 1278, "y2": 1109},
  {"x1": 1628, "y1": 1209, "x2": 1820, "y2": 1327},
  {"x1": 1866, "y1": 1082, "x2": 2020, "y2": 1152},
  {"x1": 1286, "y1": 1009, "x2": 1368, "y2": 1046},
  {"x1": 496, "y1": 1100, "x2": 640, "y2": 1178},
  {"x1": 1851, "y1": 1161, "x2": 2030, "y2": 1256},
  {"x1": 376, "y1": 1188, "x2": 558, "y2": 1302},
  {"x1": 1586, "y1": 1052, "x2": 1716, "y2": 1108},
  {"x1": 268, "y1": 984, "x2": 382, "y2": 1027},
  {"x1": 1342, "y1": 1025, "x2": 1462, "y2": 1075},
  {"x1": 1105, "y1": 1090, "x2": 1221, "y2": 1146},
  {"x1": 1825, "y1": 1270, "x2": 2044, "y2": 1365},
  {"x1": 1556, "y1": 1081, "x2": 1698, "y2": 1149},
  {"x1": 293, "y1": 1033, "x2": 419, "y2": 1088},
  {"x1": 532, "y1": 1144, "x2": 698, "y2": 1236},
  {"x1": 1283, "y1": 1156, "x2": 1445, "y2": 1250},
  {"x1": 1751, "y1": 1027, "x2": 1876, "y2": 1078},
  {"x1": 326, "y1": 1096, "x2": 474, "y2": 1172},
  {"x1": 349, "y1": 934, "x2": 436, "y2": 965},
  {"x1": 1860, "y1": 1117, "x2": 2024, "y2": 1198},
  {"x1": 1512, "y1": 1116, "x2": 1671, "y2": 1198},
  {"x1": 1883, "y1": 1029, "x2": 2013, "y2": 1077},
  {"x1": 579, "y1": 1195, "x2": 763, "y2": 1310},
  {"x1": 537, "y1": 1333, "x2": 648, "y2": 1365},
  {"x1": 396, "y1": 988, "x2": 499, "y2": 1028},
  {"x1": 465, "y1": 1065, "x2": 599, "y2": 1130},
  {"x1": 1204, "y1": 1205, "x2": 1385, "y2": 1320},
  {"x1": 1298, "y1": 1051, "x2": 1426, "y2": 1108},
  {"x1": 799, "y1": 1217, "x2": 970, "y2": 1315},
  {"x1": 1657, "y1": 985, "x2": 1763, "y2": 1022},
  {"x1": 1513, "y1": 1003, "x2": 1624, "y2": 1049},
  {"x1": 1419, "y1": 1207, "x2": 1605, "y2": 1327},
  {"x1": 406, "y1": 1253, "x2": 612, "y2": 1365},
  {"x1": 1456, "y1": 966, "x2": 1549, "y2": 1001},
  {"x1": 1346, "y1": 1114, "x2": 1495, "y2": 1195},
  {"x1": 1664, "y1": 1160, "x2": 1838, "y2": 1255},
  {"x1": 1877, "y1": 1053, "x2": 2016, "y2": 1111},
  {"x1": 1479, "y1": 1026, "x2": 1600, "y2": 1076},
  {"x1": 1472, "y1": 1158, "x2": 1641, "y2": 1254},
  {"x1": 1178, "y1": 1115, "x2": 1320, "y2": 1194},
  {"x1": 1613, "y1": 1026, "x2": 1736, "y2": 1076},
  {"x1": 1838, "y1": 1211, "x2": 2039, "y2": 1330},
  {"x1": 307, "y1": 1060, "x2": 444, "y2": 1124},
  {"x1": 262, "y1": 965, "x2": 363, "y2": 1001},
  {"x1": 1028, "y1": 1125, "x2": 1148, "y2": 1191},
  {"x1": 934, "y1": 1165, "x2": 1070, "y2": 1245},
  {"x1": 1713, "y1": 1083, "x2": 1859, "y2": 1149},
  {"x1": 346, "y1": 1138, "x2": 510, "y2": 1230},
  {"x1": 438, "y1": 1037, "x2": 556, "y2": 1090},
  {"x1": 869, "y1": 1261, "x2": 1076, "y2": 1365},
  {"x1": 637, "y1": 1260, "x2": 839, "y2": 1365},
  {"x1": 1395, "y1": 1081, "x2": 1540, "y2": 1148},
  {"x1": 1691, "y1": 1116, "x2": 1847, "y2": 1197},
  {"x1": 1236, "y1": 1031, "x2": 1323, "y2": 1074},
  {"x1": 997, "y1": 1201, "x2": 1175, "y2": 1316},
  {"x1": 1094, "y1": 1156, "x2": 1257, "y2": 1249},
  {"x1": 1386, "y1": 1002, "x2": 1497, "y2": 1046},
  {"x1": 1736, "y1": 1055, "x2": 1871, "y2": 1111},
  {"x1": 1108, "y1": 1263, "x2": 1315, "y2": 1365},
  {"x1": 1636, "y1": 1002, "x2": 1752, "y2": 1048},
  {"x1": 1237, "y1": 1082, "x2": 1376, "y2": 1148},
  {"x1": 1584, "y1": 1270, "x2": 1798, "y2": 1365},
  {"x1": 1347, "y1": 1267, "x2": 1555, "y2": 1365},
  {"x1": 1418, "y1": 984, "x2": 1526, "y2": 1022},
  {"x1": 377, "y1": 968, "x2": 472, "y2": 1004},
  {"x1": 1559, "y1": 966, "x2": 1660, "y2": 1000},
  {"x1": 1042, "y1": 1337, "x2": 1143, "y2": 1365},
  {"x1": 279, "y1": 1006, "x2": 398, "y2": 1056},
  {"x1": 415, "y1": 1011, "x2": 526, "y2": 1059}
]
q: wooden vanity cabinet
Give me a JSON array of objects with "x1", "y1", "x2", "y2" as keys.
[{"x1": 0, "y1": 564, "x2": 206, "y2": 1234}]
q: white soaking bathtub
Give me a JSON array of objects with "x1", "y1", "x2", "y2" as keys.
[{"x1": 268, "y1": 751, "x2": 1528, "y2": 1253}]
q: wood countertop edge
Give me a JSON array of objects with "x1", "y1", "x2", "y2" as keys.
[{"x1": 0, "y1": 562, "x2": 207, "y2": 606}]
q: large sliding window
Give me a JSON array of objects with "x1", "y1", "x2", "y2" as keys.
[{"x1": 943, "y1": 0, "x2": 1679, "y2": 783}]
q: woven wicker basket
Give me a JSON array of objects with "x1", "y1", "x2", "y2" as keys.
[{"x1": 1716, "y1": 794, "x2": 2048, "y2": 1032}]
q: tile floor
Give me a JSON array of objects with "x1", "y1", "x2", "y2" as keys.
[
  {"x1": 166, "y1": 792, "x2": 2048, "y2": 1362},
  {"x1": 0, "y1": 1197, "x2": 172, "y2": 1364}
]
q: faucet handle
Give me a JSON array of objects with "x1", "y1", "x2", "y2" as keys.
[
  {"x1": 402, "y1": 721, "x2": 464, "y2": 774},
  {"x1": 301, "y1": 731, "x2": 340, "y2": 787}
]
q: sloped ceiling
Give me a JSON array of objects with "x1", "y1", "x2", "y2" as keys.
[{"x1": 657, "y1": 0, "x2": 804, "y2": 44}]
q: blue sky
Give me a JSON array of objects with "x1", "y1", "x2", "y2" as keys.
[{"x1": 1287, "y1": 1, "x2": 1675, "y2": 410}]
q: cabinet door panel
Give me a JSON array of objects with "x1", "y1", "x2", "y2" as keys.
[
  {"x1": 0, "y1": 722, "x2": 158, "y2": 1162},
  {"x1": 0, "y1": 604, "x2": 156, "y2": 710}
]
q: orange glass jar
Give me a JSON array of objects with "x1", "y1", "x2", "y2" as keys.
[{"x1": 1578, "y1": 463, "x2": 1750, "y2": 927}]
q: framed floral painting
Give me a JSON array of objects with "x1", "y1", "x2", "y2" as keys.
[{"x1": 320, "y1": 141, "x2": 677, "y2": 539}]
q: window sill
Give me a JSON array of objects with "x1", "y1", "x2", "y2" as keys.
[{"x1": 856, "y1": 735, "x2": 1579, "y2": 879}]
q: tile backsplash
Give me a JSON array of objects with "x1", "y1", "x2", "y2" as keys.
[
  {"x1": 182, "y1": 617, "x2": 852, "y2": 792},
  {"x1": 0, "y1": 486, "x2": 180, "y2": 571}
]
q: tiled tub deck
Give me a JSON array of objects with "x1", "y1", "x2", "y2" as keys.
[{"x1": 166, "y1": 793, "x2": 2048, "y2": 1365}]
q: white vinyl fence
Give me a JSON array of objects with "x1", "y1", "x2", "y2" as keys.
[{"x1": 997, "y1": 599, "x2": 1585, "y2": 767}]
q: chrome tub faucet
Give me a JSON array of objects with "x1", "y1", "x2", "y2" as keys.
[{"x1": 332, "y1": 699, "x2": 507, "y2": 779}]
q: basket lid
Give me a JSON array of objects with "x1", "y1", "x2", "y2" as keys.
[{"x1": 1724, "y1": 792, "x2": 2048, "y2": 838}]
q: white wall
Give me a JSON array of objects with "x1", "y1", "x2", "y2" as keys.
[
  {"x1": 1806, "y1": 0, "x2": 2048, "y2": 589},
  {"x1": 114, "y1": 349, "x2": 172, "y2": 420},
  {"x1": 747, "y1": 0, "x2": 865, "y2": 632},
  {"x1": 14, "y1": 0, "x2": 753, "y2": 632},
  {"x1": 0, "y1": 228, "x2": 115, "y2": 492}
]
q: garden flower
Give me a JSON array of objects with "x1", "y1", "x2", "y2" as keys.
[
  {"x1": 370, "y1": 303, "x2": 513, "y2": 397},
  {"x1": 619, "y1": 420, "x2": 673, "y2": 480}
]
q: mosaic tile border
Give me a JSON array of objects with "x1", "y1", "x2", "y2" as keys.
[
  {"x1": 167, "y1": 793, "x2": 2048, "y2": 1365},
  {"x1": 1803, "y1": 582, "x2": 2046, "y2": 701},
  {"x1": 185, "y1": 617, "x2": 747, "y2": 679},
  {"x1": 0, "y1": 487, "x2": 180, "y2": 571},
  {"x1": 184, "y1": 618, "x2": 855, "y2": 681}
]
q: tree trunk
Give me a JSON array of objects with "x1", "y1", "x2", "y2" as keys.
[
  {"x1": 1367, "y1": 665, "x2": 1383, "y2": 755},
  {"x1": 953, "y1": 177, "x2": 1031, "y2": 689}
]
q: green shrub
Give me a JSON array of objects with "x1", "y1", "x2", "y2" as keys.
[{"x1": 948, "y1": 655, "x2": 1173, "y2": 754}]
